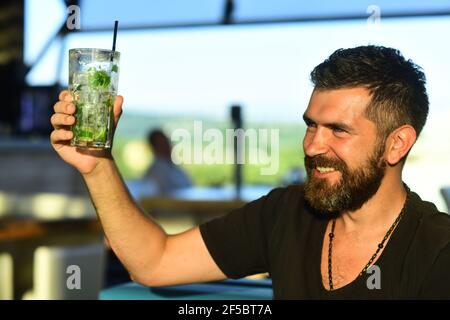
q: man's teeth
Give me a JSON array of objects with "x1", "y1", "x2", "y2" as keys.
[{"x1": 316, "y1": 167, "x2": 335, "y2": 173}]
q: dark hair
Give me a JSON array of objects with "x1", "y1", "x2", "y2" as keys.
[
  {"x1": 310, "y1": 45, "x2": 429, "y2": 144},
  {"x1": 147, "y1": 128, "x2": 168, "y2": 147}
]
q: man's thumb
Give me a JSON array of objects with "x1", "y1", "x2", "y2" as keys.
[{"x1": 113, "y1": 95, "x2": 124, "y2": 126}]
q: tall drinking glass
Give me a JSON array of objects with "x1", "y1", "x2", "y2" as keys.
[{"x1": 69, "y1": 48, "x2": 120, "y2": 149}]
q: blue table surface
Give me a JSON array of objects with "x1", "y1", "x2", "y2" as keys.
[{"x1": 100, "y1": 278, "x2": 273, "y2": 300}]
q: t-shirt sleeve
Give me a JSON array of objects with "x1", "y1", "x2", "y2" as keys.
[
  {"x1": 419, "y1": 243, "x2": 450, "y2": 299},
  {"x1": 199, "y1": 188, "x2": 285, "y2": 279}
]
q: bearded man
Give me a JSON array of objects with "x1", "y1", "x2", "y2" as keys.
[{"x1": 51, "y1": 45, "x2": 450, "y2": 299}]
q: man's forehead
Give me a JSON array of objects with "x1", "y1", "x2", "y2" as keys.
[{"x1": 304, "y1": 87, "x2": 372, "y2": 123}]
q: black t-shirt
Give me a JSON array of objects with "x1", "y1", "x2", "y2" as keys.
[{"x1": 199, "y1": 184, "x2": 450, "y2": 299}]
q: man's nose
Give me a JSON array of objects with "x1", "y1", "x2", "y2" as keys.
[{"x1": 303, "y1": 128, "x2": 330, "y2": 157}]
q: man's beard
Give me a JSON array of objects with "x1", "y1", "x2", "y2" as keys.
[{"x1": 303, "y1": 142, "x2": 386, "y2": 214}]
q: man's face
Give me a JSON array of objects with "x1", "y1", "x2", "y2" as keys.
[{"x1": 302, "y1": 88, "x2": 387, "y2": 214}]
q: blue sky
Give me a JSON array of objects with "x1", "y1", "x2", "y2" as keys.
[{"x1": 77, "y1": 0, "x2": 450, "y2": 28}]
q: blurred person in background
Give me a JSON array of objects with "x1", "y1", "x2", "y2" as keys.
[{"x1": 144, "y1": 128, "x2": 192, "y2": 194}]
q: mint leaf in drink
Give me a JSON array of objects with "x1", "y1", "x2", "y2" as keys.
[
  {"x1": 94, "y1": 127, "x2": 107, "y2": 141},
  {"x1": 74, "y1": 102, "x2": 84, "y2": 117},
  {"x1": 78, "y1": 128, "x2": 94, "y2": 141},
  {"x1": 88, "y1": 69, "x2": 111, "y2": 89},
  {"x1": 105, "y1": 96, "x2": 114, "y2": 110},
  {"x1": 112, "y1": 64, "x2": 118, "y2": 73}
]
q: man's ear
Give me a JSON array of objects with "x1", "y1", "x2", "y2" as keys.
[{"x1": 385, "y1": 125, "x2": 417, "y2": 165}]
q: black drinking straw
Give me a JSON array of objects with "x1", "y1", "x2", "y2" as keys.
[
  {"x1": 112, "y1": 20, "x2": 118, "y2": 51},
  {"x1": 111, "y1": 21, "x2": 118, "y2": 61}
]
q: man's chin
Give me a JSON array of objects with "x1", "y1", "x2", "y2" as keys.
[
  {"x1": 308, "y1": 174, "x2": 341, "y2": 188},
  {"x1": 304, "y1": 181, "x2": 341, "y2": 212},
  {"x1": 304, "y1": 195, "x2": 341, "y2": 215}
]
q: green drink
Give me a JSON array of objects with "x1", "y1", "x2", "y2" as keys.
[{"x1": 69, "y1": 48, "x2": 120, "y2": 149}]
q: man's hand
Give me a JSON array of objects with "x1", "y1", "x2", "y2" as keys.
[{"x1": 50, "y1": 90, "x2": 124, "y2": 175}]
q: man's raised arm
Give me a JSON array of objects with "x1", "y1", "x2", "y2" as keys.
[{"x1": 50, "y1": 91, "x2": 226, "y2": 286}]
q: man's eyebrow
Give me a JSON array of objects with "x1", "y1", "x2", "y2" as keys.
[
  {"x1": 302, "y1": 114, "x2": 314, "y2": 125},
  {"x1": 302, "y1": 114, "x2": 354, "y2": 133}
]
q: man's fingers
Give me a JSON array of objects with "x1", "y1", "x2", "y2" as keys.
[
  {"x1": 51, "y1": 113, "x2": 75, "y2": 128},
  {"x1": 59, "y1": 90, "x2": 72, "y2": 102},
  {"x1": 54, "y1": 101, "x2": 75, "y2": 115},
  {"x1": 50, "y1": 128, "x2": 73, "y2": 144}
]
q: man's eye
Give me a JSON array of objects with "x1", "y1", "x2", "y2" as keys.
[{"x1": 333, "y1": 128, "x2": 347, "y2": 135}]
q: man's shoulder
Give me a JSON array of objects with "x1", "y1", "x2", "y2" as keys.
[
  {"x1": 405, "y1": 192, "x2": 450, "y2": 297},
  {"x1": 252, "y1": 184, "x2": 313, "y2": 223},
  {"x1": 410, "y1": 191, "x2": 450, "y2": 247}
]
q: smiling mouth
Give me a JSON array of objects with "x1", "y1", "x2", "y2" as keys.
[{"x1": 315, "y1": 166, "x2": 337, "y2": 173}]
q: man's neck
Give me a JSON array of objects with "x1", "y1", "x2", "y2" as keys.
[
  {"x1": 155, "y1": 155, "x2": 173, "y2": 163},
  {"x1": 337, "y1": 178, "x2": 408, "y2": 235}
]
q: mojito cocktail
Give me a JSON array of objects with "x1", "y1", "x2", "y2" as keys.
[{"x1": 69, "y1": 48, "x2": 120, "y2": 149}]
